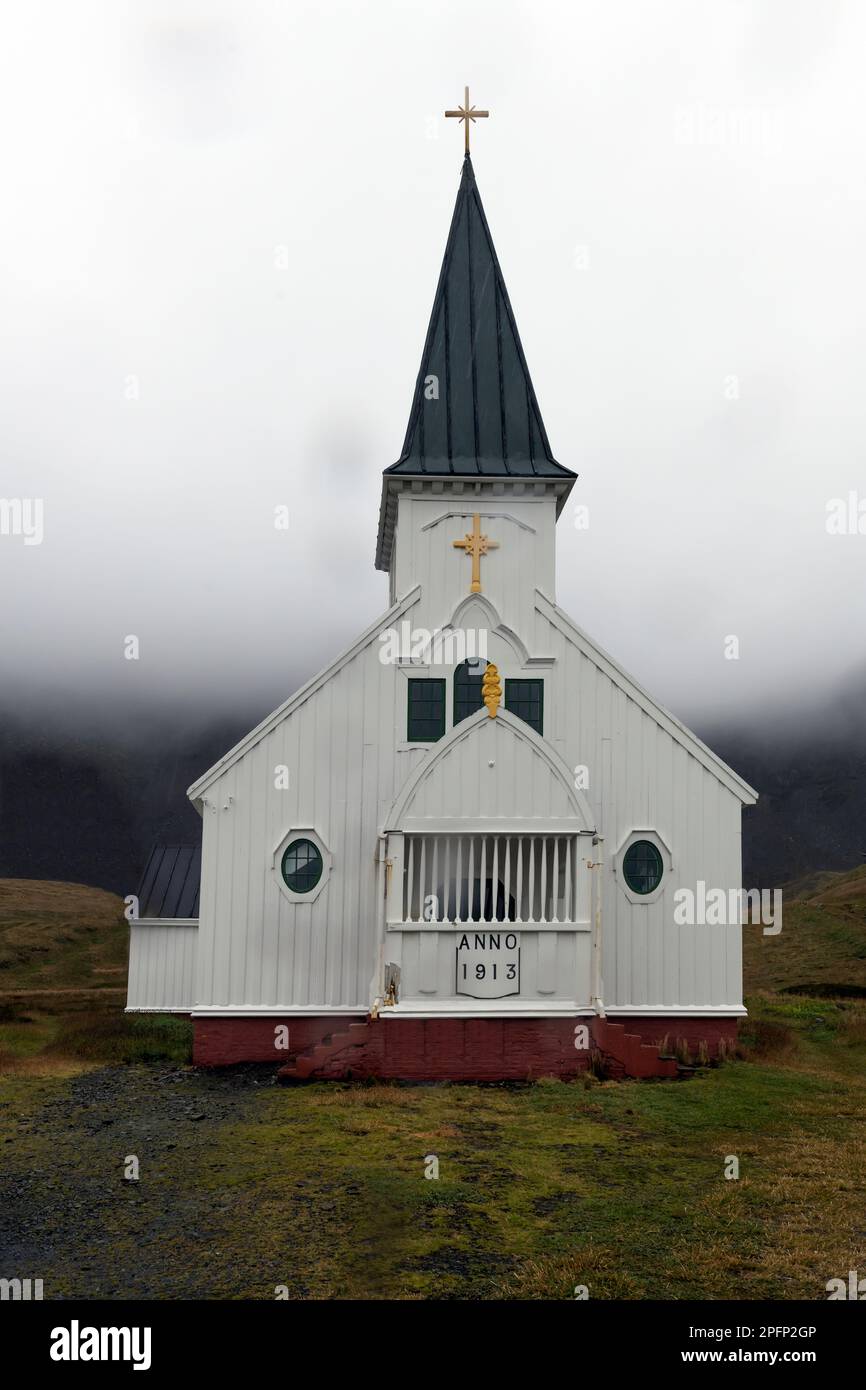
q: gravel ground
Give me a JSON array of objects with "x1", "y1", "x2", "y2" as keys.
[{"x1": 0, "y1": 1065, "x2": 296, "y2": 1300}]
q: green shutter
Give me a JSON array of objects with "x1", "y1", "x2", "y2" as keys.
[
  {"x1": 504, "y1": 679, "x2": 543, "y2": 734},
  {"x1": 407, "y1": 678, "x2": 446, "y2": 742}
]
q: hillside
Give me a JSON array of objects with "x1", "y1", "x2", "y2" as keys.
[
  {"x1": 0, "y1": 879, "x2": 127, "y2": 996},
  {"x1": 743, "y1": 863, "x2": 866, "y2": 997}
]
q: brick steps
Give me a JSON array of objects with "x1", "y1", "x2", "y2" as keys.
[
  {"x1": 590, "y1": 1017, "x2": 679, "y2": 1080},
  {"x1": 276, "y1": 1020, "x2": 371, "y2": 1082}
]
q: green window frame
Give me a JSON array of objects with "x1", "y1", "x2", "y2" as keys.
[
  {"x1": 281, "y1": 838, "x2": 324, "y2": 894},
  {"x1": 453, "y1": 659, "x2": 486, "y2": 725},
  {"x1": 622, "y1": 840, "x2": 664, "y2": 896},
  {"x1": 504, "y1": 678, "x2": 543, "y2": 735},
  {"x1": 407, "y1": 678, "x2": 446, "y2": 742}
]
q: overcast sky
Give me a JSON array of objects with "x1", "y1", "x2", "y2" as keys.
[{"x1": 1, "y1": 0, "x2": 865, "y2": 736}]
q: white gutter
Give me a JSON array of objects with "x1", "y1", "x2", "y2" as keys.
[
  {"x1": 591, "y1": 833, "x2": 605, "y2": 1017},
  {"x1": 369, "y1": 832, "x2": 388, "y2": 1017}
]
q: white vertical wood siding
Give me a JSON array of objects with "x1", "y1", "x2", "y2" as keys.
[
  {"x1": 391, "y1": 495, "x2": 558, "y2": 639},
  {"x1": 192, "y1": 489, "x2": 749, "y2": 1016},
  {"x1": 127, "y1": 923, "x2": 198, "y2": 1011},
  {"x1": 535, "y1": 605, "x2": 744, "y2": 1012}
]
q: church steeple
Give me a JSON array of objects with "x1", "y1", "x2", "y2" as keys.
[
  {"x1": 376, "y1": 149, "x2": 576, "y2": 576},
  {"x1": 387, "y1": 155, "x2": 574, "y2": 479}
]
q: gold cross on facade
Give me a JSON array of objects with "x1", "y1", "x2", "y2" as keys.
[
  {"x1": 445, "y1": 86, "x2": 489, "y2": 155},
  {"x1": 453, "y1": 513, "x2": 499, "y2": 593}
]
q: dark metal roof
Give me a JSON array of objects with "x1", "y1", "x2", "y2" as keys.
[
  {"x1": 386, "y1": 155, "x2": 575, "y2": 479},
  {"x1": 137, "y1": 843, "x2": 201, "y2": 919}
]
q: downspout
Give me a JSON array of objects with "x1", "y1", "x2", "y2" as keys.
[
  {"x1": 369, "y1": 832, "x2": 388, "y2": 1018},
  {"x1": 591, "y1": 833, "x2": 605, "y2": 1018}
]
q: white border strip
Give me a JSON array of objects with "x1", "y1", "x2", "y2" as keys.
[
  {"x1": 190, "y1": 1006, "x2": 369, "y2": 1018},
  {"x1": 131, "y1": 919, "x2": 199, "y2": 929},
  {"x1": 604, "y1": 1005, "x2": 748, "y2": 1017}
]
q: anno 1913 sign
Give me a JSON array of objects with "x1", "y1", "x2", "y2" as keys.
[{"x1": 455, "y1": 932, "x2": 520, "y2": 999}]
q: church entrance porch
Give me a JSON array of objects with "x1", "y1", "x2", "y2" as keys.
[{"x1": 380, "y1": 829, "x2": 596, "y2": 1014}]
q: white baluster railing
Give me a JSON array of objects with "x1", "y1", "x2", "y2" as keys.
[{"x1": 400, "y1": 833, "x2": 584, "y2": 927}]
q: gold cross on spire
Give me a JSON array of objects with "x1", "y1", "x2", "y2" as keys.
[
  {"x1": 453, "y1": 514, "x2": 499, "y2": 593},
  {"x1": 445, "y1": 86, "x2": 489, "y2": 155}
]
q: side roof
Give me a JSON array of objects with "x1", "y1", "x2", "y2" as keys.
[{"x1": 138, "y1": 843, "x2": 201, "y2": 918}]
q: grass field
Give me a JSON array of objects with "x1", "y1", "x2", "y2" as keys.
[
  {"x1": 742, "y1": 863, "x2": 866, "y2": 997},
  {"x1": 1, "y1": 873, "x2": 865, "y2": 1299}
]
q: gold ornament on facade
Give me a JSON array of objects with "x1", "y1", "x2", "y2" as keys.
[
  {"x1": 482, "y1": 662, "x2": 501, "y2": 718},
  {"x1": 453, "y1": 513, "x2": 499, "y2": 593}
]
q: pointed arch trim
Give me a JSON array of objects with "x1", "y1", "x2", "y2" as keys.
[{"x1": 384, "y1": 707, "x2": 596, "y2": 832}]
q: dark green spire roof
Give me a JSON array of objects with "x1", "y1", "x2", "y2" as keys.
[{"x1": 387, "y1": 155, "x2": 574, "y2": 478}]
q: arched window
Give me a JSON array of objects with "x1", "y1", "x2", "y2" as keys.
[{"x1": 453, "y1": 658, "x2": 487, "y2": 725}]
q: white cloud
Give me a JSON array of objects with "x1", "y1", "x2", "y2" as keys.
[{"x1": 1, "y1": 0, "x2": 865, "y2": 729}]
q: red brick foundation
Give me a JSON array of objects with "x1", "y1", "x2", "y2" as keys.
[
  {"x1": 193, "y1": 1015, "x2": 365, "y2": 1066},
  {"x1": 193, "y1": 1013, "x2": 740, "y2": 1078}
]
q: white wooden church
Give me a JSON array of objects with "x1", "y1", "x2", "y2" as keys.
[{"x1": 127, "y1": 120, "x2": 757, "y2": 1079}]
